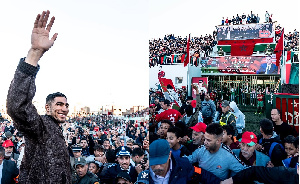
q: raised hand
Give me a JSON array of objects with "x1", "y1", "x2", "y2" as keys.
[
  {"x1": 25, "y1": 10, "x2": 58, "y2": 66},
  {"x1": 31, "y1": 10, "x2": 57, "y2": 52}
]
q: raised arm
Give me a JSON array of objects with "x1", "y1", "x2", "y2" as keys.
[{"x1": 25, "y1": 10, "x2": 58, "y2": 66}]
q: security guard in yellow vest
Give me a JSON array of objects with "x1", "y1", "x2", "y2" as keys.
[{"x1": 219, "y1": 100, "x2": 237, "y2": 135}]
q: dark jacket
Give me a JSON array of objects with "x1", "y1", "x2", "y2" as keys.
[
  {"x1": 7, "y1": 59, "x2": 71, "y2": 184},
  {"x1": 232, "y1": 166, "x2": 298, "y2": 184},
  {"x1": 150, "y1": 155, "x2": 221, "y2": 184},
  {"x1": 259, "y1": 133, "x2": 286, "y2": 167},
  {"x1": 74, "y1": 171, "x2": 100, "y2": 184},
  {"x1": 100, "y1": 164, "x2": 138, "y2": 184},
  {"x1": 1, "y1": 159, "x2": 19, "y2": 184}
]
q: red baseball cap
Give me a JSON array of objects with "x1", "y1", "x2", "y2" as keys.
[
  {"x1": 190, "y1": 122, "x2": 207, "y2": 133},
  {"x1": 2, "y1": 140, "x2": 14, "y2": 147},
  {"x1": 239, "y1": 131, "x2": 257, "y2": 146}
]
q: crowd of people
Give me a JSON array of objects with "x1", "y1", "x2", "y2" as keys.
[
  {"x1": 149, "y1": 33, "x2": 217, "y2": 67},
  {"x1": 148, "y1": 82, "x2": 298, "y2": 183},
  {"x1": 0, "y1": 10, "x2": 150, "y2": 184}
]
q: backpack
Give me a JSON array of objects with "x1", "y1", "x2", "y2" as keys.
[{"x1": 258, "y1": 138, "x2": 284, "y2": 158}]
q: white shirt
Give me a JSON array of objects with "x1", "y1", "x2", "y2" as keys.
[{"x1": 150, "y1": 158, "x2": 172, "y2": 184}]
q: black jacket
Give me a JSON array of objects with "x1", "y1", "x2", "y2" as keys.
[
  {"x1": 232, "y1": 166, "x2": 298, "y2": 184},
  {"x1": 7, "y1": 59, "x2": 71, "y2": 184},
  {"x1": 100, "y1": 164, "x2": 138, "y2": 184},
  {"x1": 1, "y1": 159, "x2": 19, "y2": 184}
]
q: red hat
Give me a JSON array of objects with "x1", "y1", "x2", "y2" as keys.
[
  {"x1": 239, "y1": 131, "x2": 257, "y2": 146},
  {"x1": 190, "y1": 123, "x2": 207, "y2": 133},
  {"x1": 2, "y1": 140, "x2": 14, "y2": 147},
  {"x1": 191, "y1": 100, "x2": 196, "y2": 108},
  {"x1": 150, "y1": 104, "x2": 155, "y2": 107}
]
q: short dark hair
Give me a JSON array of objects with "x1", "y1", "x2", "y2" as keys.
[
  {"x1": 206, "y1": 123, "x2": 223, "y2": 137},
  {"x1": 260, "y1": 118, "x2": 273, "y2": 135},
  {"x1": 185, "y1": 105, "x2": 193, "y2": 116},
  {"x1": 132, "y1": 147, "x2": 144, "y2": 157},
  {"x1": 80, "y1": 137, "x2": 87, "y2": 143},
  {"x1": 284, "y1": 135, "x2": 295, "y2": 144},
  {"x1": 272, "y1": 108, "x2": 281, "y2": 115},
  {"x1": 163, "y1": 100, "x2": 171, "y2": 106},
  {"x1": 167, "y1": 127, "x2": 182, "y2": 138},
  {"x1": 93, "y1": 144, "x2": 104, "y2": 152},
  {"x1": 46, "y1": 92, "x2": 67, "y2": 104},
  {"x1": 88, "y1": 161, "x2": 100, "y2": 170},
  {"x1": 222, "y1": 124, "x2": 235, "y2": 136},
  {"x1": 160, "y1": 119, "x2": 174, "y2": 128}
]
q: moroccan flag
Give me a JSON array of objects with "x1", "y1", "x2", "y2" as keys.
[
  {"x1": 231, "y1": 42, "x2": 256, "y2": 56},
  {"x1": 181, "y1": 54, "x2": 185, "y2": 63},
  {"x1": 161, "y1": 56, "x2": 164, "y2": 64},
  {"x1": 274, "y1": 28, "x2": 284, "y2": 66},
  {"x1": 286, "y1": 51, "x2": 291, "y2": 61},
  {"x1": 159, "y1": 77, "x2": 181, "y2": 107},
  {"x1": 184, "y1": 34, "x2": 190, "y2": 67}
]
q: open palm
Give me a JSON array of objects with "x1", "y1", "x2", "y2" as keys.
[{"x1": 31, "y1": 10, "x2": 57, "y2": 52}]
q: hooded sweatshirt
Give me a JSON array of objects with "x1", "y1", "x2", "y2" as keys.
[{"x1": 229, "y1": 102, "x2": 245, "y2": 134}]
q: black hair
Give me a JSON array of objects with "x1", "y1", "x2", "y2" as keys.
[
  {"x1": 80, "y1": 137, "x2": 87, "y2": 143},
  {"x1": 185, "y1": 105, "x2": 194, "y2": 116},
  {"x1": 88, "y1": 161, "x2": 100, "y2": 170},
  {"x1": 259, "y1": 118, "x2": 273, "y2": 135},
  {"x1": 164, "y1": 100, "x2": 171, "y2": 106},
  {"x1": 132, "y1": 147, "x2": 144, "y2": 157},
  {"x1": 175, "y1": 121, "x2": 188, "y2": 138},
  {"x1": 167, "y1": 126, "x2": 182, "y2": 138},
  {"x1": 46, "y1": 92, "x2": 67, "y2": 104},
  {"x1": 103, "y1": 139, "x2": 110, "y2": 143},
  {"x1": 222, "y1": 124, "x2": 235, "y2": 136},
  {"x1": 160, "y1": 119, "x2": 174, "y2": 128},
  {"x1": 294, "y1": 137, "x2": 299, "y2": 149},
  {"x1": 206, "y1": 123, "x2": 223, "y2": 137},
  {"x1": 272, "y1": 108, "x2": 281, "y2": 115},
  {"x1": 284, "y1": 135, "x2": 295, "y2": 144},
  {"x1": 106, "y1": 149, "x2": 116, "y2": 163},
  {"x1": 93, "y1": 144, "x2": 104, "y2": 152}
]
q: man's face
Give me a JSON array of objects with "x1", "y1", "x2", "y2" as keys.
[
  {"x1": 159, "y1": 123, "x2": 170, "y2": 138},
  {"x1": 117, "y1": 155, "x2": 130, "y2": 170},
  {"x1": 240, "y1": 142, "x2": 256, "y2": 160},
  {"x1": 133, "y1": 154, "x2": 144, "y2": 164},
  {"x1": 76, "y1": 164, "x2": 88, "y2": 178},
  {"x1": 166, "y1": 132, "x2": 179, "y2": 149},
  {"x1": 120, "y1": 140, "x2": 125, "y2": 146},
  {"x1": 88, "y1": 162, "x2": 99, "y2": 174},
  {"x1": 192, "y1": 131, "x2": 204, "y2": 145},
  {"x1": 80, "y1": 140, "x2": 88, "y2": 148},
  {"x1": 204, "y1": 132, "x2": 220, "y2": 153},
  {"x1": 222, "y1": 130, "x2": 231, "y2": 144},
  {"x1": 162, "y1": 102, "x2": 168, "y2": 110},
  {"x1": 285, "y1": 143, "x2": 298, "y2": 157},
  {"x1": 205, "y1": 93, "x2": 210, "y2": 101},
  {"x1": 103, "y1": 141, "x2": 110, "y2": 149},
  {"x1": 199, "y1": 81, "x2": 203, "y2": 87},
  {"x1": 94, "y1": 150, "x2": 104, "y2": 157},
  {"x1": 45, "y1": 97, "x2": 69, "y2": 123},
  {"x1": 222, "y1": 106, "x2": 229, "y2": 113},
  {"x1": 73, "y1": 151, "x2": 82, "y2": 158},
  {"x1": 150, "y1": 153, "x2": 171, "y2": 177},
  {"x1": 117, "y1": 178, "x2": 131, "y2": 184},
  {"x1": 4, "y1": 146, "x2": 13, "y2": 157},
  {"x1": 271, "y1": 109, "x2": 281, "y2": 122},
  {"x1": 126, "y1": 142, "x2": 133, "y2": 149}
]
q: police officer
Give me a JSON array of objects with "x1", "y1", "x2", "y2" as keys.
[
  {"x1": 74, "y1": 157, "x2": 100, "y2": 184},
  {"x1": 100, "y1": 146, "x2": 141, "y2": 184},
  {"x1": 219, "y1": 100, "x2": 237, "y2": 135}
]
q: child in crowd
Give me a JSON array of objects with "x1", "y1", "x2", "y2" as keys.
[
  {"x1": 166, "y1": 127, "x2": 191, "y2": 159},
  {"x1": 282, "y1": 135, "x2": 299, "y2": 168},
  {"x1": 222, "y1": 125, "x2": 240, "y2": 150}
]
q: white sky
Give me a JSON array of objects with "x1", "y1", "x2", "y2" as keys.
[
  {"x1": 0, "y1": 0, "x2": 149, "y2": 112},
  {"x1": 0, "y1": 0, "x2": 299, "y2": 113},
  {"x1": 149, "y1": 0, "x2": 300, "y2": 39}
]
